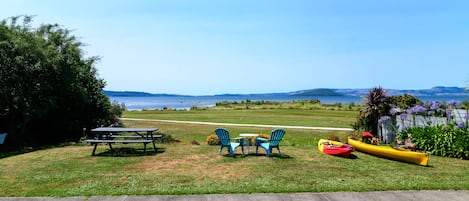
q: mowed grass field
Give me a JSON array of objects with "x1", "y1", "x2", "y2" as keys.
[
  {"x1": 122, "y1": 109, "x2": 357, "y2": 128},
  {"x1": 1, "y1": 109, "x2": 468, "y2": 197}
]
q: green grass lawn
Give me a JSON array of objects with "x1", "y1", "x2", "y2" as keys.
[
  {"x1": 1, "y1": 109, "x2": 468, "y2": 197},
  {"x1": 123, "y1": 109, "x2": 357, "y2": 128}
]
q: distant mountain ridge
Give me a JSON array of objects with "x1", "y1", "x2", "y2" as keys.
[
  {"x1": 289, "y1": 88, "x2": 343, "y2": 96},
  {"x1": 103, "y1": 91, "x2": 189, "y2": 97},
  {"x1": 104, "y1": 86, "x2": 469, "y2": 97},
  {"x1": 331, "y1": 86, "x2": 469, "y2": 97}
]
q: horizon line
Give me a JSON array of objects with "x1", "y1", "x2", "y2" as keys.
[{"x1": 103, "y1": 85, "x2": 468, "y2": 96}]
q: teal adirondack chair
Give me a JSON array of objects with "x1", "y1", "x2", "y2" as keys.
[
  {"x1": 255, "y1": 128, "x2": 285, "y2": 157},
  {"x1": 214, "y1": 128, "x2": 244, "y2": 157}
]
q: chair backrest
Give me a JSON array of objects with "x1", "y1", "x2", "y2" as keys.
[
  {"x1": 214, "y1": 128, "x2": 231, "y2": 146},
  {"x1": 269, "y1": 129, "x2": 285, "y2": 146},
  {"x1": 0, "y1": 133, "x2": 7, "y2": 144}
]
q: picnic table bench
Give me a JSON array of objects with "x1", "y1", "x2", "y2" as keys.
[{"x1": 84, "y1": 127, "x2": 160, "y2": 155}]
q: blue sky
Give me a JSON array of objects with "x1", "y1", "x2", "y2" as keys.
[{"x1": 2, "y1": 0, "x2": 469, "y2": 95}]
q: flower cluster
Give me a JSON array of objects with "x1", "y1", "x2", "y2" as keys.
[
  {"x1": 378, "y1": 115, "x2": 391, "y2": 125},
  {"x1": 406, "y1": 105, "x2": 427, "y2": 115},
  {"x1": 456, "y1": 114, "x2": 469, "y2": 129},
  {"x1": 399, "y1": 113, "x2": 407, "y2": 121},
  {"x1": 428, "y1": 101, "x2": 443, "y2": 114},
  {"x1": 448, "y1": 100, "x2": 458, "y2": 107},
  {"x1": 404, "y1": 100, "x2": 456, "y2": 118}
]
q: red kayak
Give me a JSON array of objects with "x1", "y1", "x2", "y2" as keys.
[{"x1": 318, "y1": 139, "x2": 354, "y2": 158}]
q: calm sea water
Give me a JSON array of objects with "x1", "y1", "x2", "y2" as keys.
[{"x1": 109, "y1": 95, "x2": 469, "y2": 111}]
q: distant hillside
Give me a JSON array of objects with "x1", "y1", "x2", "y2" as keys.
[
  {"x1": 396, "y1": 86, "x2": 469, "y2": 96},
  {"x1": 332, "y1": 86, "x2": 469, "y2": 97},
  {"x1": 103, "y1": 86, "x2": 468, "y2": 97},
  {"x1": 290, "y1": 88, "x2": 343, "y2": 96},
  {"x1": 103, "y1": 91, "x2": 186, "y2": 97}
]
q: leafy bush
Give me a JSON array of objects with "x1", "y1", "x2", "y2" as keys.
[
  {"x1": 155, "y1": 133, "x2": 176, "y2": 144},
  {"x1": 258, "y1": 133, "x2": 270, "y2": 139},
  {"x1": 328, "y1": 134, "x2": 340, "y2": 142},
  {"x1": 402, "y1": 125, "x2": 469, "y2": 159},
  {"x1": 353, "y1": 87, "x2": 389, "y2": 135},
  {"x1": 387, "y1": 94, "x2": 423, "y2": 111},
  {"x1": 0, "y1": 16, "x2": 122, "y2": 147},
  {"x1": 206, "y1": 134, "x2": 220, "y2": 145}
]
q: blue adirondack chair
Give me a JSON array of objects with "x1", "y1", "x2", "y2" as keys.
[
  {"x1": 0, "y1": 133, "x2": 7, "y2": 145},
  {"x1": 255, "y1": 128, "x2": 285, "y2": 157},
  {"x1": 214, "y1": 128, "x2": 244, "y2": 157}
]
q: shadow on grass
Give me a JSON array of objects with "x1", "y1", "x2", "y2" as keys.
[
  {"x1": 349, "y1": 154, "x2": 359, "y2": 159},
  {"x1": 334, "y1": 153, "x2": 358, "y2": 159},
  {"x1": 93, "y1": 147, "x2": 166, "y2": 157},
  {"x1": 254, "y1": 153, "x2": 293, "y2": 159},
  {"x1": 248, "y1": 148, "x2": 293, "y2": 158},
  {"x1": 0, "y1": 148, "x2": 32, "y2": 159},
  {"x1": 220, "y1": 152, "x2": 293, "y2": 159},
  {"x1": 0, "y1": 143, "x2": 78, "y2": 159}
]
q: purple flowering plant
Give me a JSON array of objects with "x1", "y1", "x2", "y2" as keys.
[
  {"x1": 399, "y1": 113, "x2": 407, "y2": 120},
  {"x1": 378, "y1": 115, "x2": 391, "y2": 125},
  {"x1": 407, "y1": 105, "x2": 427, "y2": 115},
  {"x1": 429, "y1": 101, "x2": 442, "y2": 112},
  {"x1": 448, "y1": 100, "x2": 457, "y2": 107},
  {"x1": 457, "y1": 122, "x2": 467, "y2": 129},
  {"x1": 455, "y1": 112, "x2": 469, "y2": 129},
  {"x1": 424, "y1": 101, "x2": 447, "y2": 117}
]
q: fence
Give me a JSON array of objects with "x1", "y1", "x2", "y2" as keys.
[{"x1": 378, "y1": 109, "x2": 469, "y2": 143}]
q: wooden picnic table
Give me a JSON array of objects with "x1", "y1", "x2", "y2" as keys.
[{"x1": 85, "y1": 127, "x2": 160, "y2": 155}]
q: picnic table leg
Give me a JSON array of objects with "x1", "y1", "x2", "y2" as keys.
[
  {"x1": 92, "y1": 143, "x2": 98, "y2": 156},
  {"x1": 147, "y1": 131, "x2": 157, "y2": 150},
  {"x1": 143, "y1": 143, "x2": 147, "y2": 154},
  {"x1": 108, "y1": 142, "x2": 113, "y2": 150}
]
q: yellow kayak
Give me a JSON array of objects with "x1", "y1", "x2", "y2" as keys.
[{"x1": 347, "y1": 137, "x2": 429, "y2": 166}]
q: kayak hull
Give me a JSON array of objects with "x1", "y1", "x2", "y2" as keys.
[
  {"x1": 347, "y1": 137, "x2": 429, "y2": 166},
  {"x1": 318, "y1": 139, "x2": 353, "y2": 158}
]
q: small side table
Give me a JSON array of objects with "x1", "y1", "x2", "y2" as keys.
[{"x1": 239, "y1": 133, "x2": 259, "y2": 154}]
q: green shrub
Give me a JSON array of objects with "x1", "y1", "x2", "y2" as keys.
[
  {"x1": 0, "y1": 16, "x2": 123, "y2": 146},
  {"x1": 328, "y1": 134, "x2": 340, "y2": 142},
  {"x1": 154, "y1": 133, "x2": 176, "y2": 144},
  {"x1": 402, "y1": 125, "x2": 469, "y2": 159},
  {"x1": 257, "y1": 133, "x2": 270, "y2": 139}
]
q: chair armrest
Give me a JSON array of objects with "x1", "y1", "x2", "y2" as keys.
[
  {"x1": 255, "y1": 137, "x2": 269, "y2": 146},
  {"x1": 256, "y1": 137, "x2": 269, "y2": 142},
  {"x1": 231, "y1": 137, "x2": 244, "y2": 144}
]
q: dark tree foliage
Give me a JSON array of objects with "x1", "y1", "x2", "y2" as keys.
[
  {"x1": 0, "y1": 16, "x2": 122, "y2": 146},
  {"x1": 387, "y1": 94, "x2": 422, "y2": 110},
  {"x1": 353, "y1": 86, "x2": 389, "y2": 135}
]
